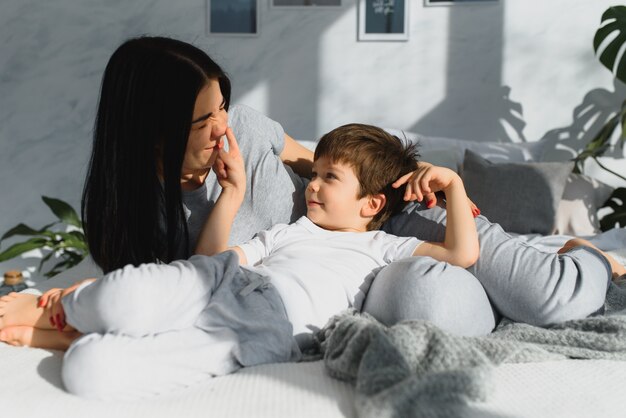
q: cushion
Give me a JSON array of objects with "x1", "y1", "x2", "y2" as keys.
[
  {"x1": 555, "y1": 173, "x2": 614, "y2": 236},
  {"x1": 461, "y1": 150, "x2": 573, "y2": 235}
]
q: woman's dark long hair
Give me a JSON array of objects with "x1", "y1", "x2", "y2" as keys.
[{"x1": 82, "y1": 36, "x2": 231, "y2": 273}]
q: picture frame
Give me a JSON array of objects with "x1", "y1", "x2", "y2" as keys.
[
  {"x1": 270, "y1": 0, "x2": 342, "y2": 9},
  {"x1": 206, "y1": 0, "x2": 260, "y2": 37},
  {"x1": 358, "y1": 0, "x2": 409, "y2": 42},
  {"x1": 424, "y1": 0, "x2": 498, "y2": 6}
]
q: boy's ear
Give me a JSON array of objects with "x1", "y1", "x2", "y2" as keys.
[{"x1": 361, "y1": 193, "x2": 386, "y2": 218}]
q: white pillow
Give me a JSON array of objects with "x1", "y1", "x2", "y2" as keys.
[{"x1": 384, "y1": 129, "x2": 545, "y2": 173}]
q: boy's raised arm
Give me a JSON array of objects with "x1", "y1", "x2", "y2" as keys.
[
  {"x1": 195, "y1": 128, "x2": 247, "y2": 264},
  {"x1": 406, "y1": 165, "x2": 479, "y2": 268}
]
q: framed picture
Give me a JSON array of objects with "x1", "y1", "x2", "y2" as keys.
[
  {"x1": 207, "y1": 0, "x2": 259, "y2": 36},
  {"x1": 358, "y1": 0, "x2": 409, "y2": 42},
  {"x1": 271, "y1": 0, "x2": 342, "y2": 8},
  {"x1": 425, "y1": 0, "x2": 498, "y2": 6}
]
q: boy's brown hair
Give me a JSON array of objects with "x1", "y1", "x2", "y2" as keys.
[{"x1": 314, "y1": 123, "x2": 419, "y2": 231}]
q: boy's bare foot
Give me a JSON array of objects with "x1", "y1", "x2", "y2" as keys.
[
  {"x1": 0, "y1": 293, "x2": 54, "y2": 330},
  {"x1": 0, "y1": 326, "x2": 80, "y2": 351},
  {"x1": 559, "y1": 238, "x2": 626, "y2": 280}
]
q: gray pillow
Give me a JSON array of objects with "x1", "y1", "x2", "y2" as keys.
[{"x1": 461, "y1": 149, "x2": 573, "y2": 234}]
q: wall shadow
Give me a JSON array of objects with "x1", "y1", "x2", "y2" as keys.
[
  {"x1": 229, "y1": 7, "x2": 350, "y2": 141},
  {"x1": 541, "y1": 79, "x2": 626, "y2": 162},
  {"x1": 410, "y1": 2, "x2": 525, "y2": 143}
]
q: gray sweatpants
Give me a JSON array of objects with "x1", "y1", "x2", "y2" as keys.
[
  {"x1": 61, "y1": 251, "x2": 298, "y2": 400},
  {"x1": 365, "y1": 203, "x2": 613, "y2": 335}
]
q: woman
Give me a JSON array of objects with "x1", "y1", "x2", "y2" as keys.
[
  {"x1": 0, "y1": 36, "x2": 314, "y2": 346},
  {"x1": 84, "y1": 36, "x2": 313, "y2": 273}
]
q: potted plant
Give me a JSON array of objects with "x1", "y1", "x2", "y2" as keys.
[
  {"x1": 0, "y1": 196, "x2": 88, "y2": 278},
  {"x1": 576, "y1": 5, "x2": 626, "y2": 229}
]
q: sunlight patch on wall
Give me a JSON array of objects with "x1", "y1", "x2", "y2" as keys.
[
  {"x1": 317, "y1": 2, "x2": 449, "y2": 135},
  {"x1": 233, "y1": 80, "x2": 269, "y2": 115}
]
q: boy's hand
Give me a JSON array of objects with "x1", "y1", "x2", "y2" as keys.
[
  {"x1": 393, "y1": 164, "x2": 458, "y2": 201},
  {"x1": 212, "y1": 127, "x2": 246, "y2": 199},
  {"x1": 393, "y1": 162, "x2": 480, "y2": 217}
]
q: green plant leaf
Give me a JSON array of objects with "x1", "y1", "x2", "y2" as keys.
[
  {"x1": 619, "y1": 99, "x2": 626, "y2": 148},
  {"x1": 594, "y1": 6, "x2": 626, "y2": 84},
  {"x1": 68, "y1": 230, "x2": 86, "y2": 242},
  {"x1": 574, "y1": 114, "x2": 619, "y2": 172},
  {"x1": 0, "y1": 222, "x2": 58, "y2": 242},
  {"x1": 0, "y1": 237, "x2": 50, "y2": 262},
  {"x1": 599, "y1": 187, "x2": 626, "y2": 230},
  {"x1": 53, "y1": 232, "x2": 88, "y2": 252},
  {"x1": 37, "y1": 251, "x2": 56, "y2": 272},
  {"x1": 44, "y1": 257, "x2": 75, "y2": 278},
  {"x1": 1, "y1": 223, "x2": 40, "y2": 241},
  {"x1": 64, "y1": 250, "x2": 86, "y2": 265},
  {"x1": 42, "y1": 196, "x2": 81, "y2": 228}
]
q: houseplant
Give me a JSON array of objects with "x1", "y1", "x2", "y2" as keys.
[
  {"x1": 0, "y1": 196, "x2": 88, "y2": 278},
  {"x1": 576, "y1": 5, "x2": 626, "y2": 229}
]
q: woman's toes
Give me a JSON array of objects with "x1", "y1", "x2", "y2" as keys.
[{"x1": 0, "y1": 326, "x2": 33, "y2": 347}]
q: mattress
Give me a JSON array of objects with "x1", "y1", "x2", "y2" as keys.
[
  {"x1": 2, "y1": 230, "x2": 626, "y2": 418},
  {"x1": 3, "y1": 345, "x2": 626, "y2": 418}
]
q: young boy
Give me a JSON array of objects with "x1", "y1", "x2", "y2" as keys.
[{"x1": 0, "y1": 123, "x2": 479, "y2": 399}]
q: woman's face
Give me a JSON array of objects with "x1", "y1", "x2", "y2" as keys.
[{"x1": 182, "y1": 79, "x2": 228, "y2": 176}]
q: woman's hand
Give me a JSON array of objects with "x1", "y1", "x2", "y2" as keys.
[
  {"x1": 37, "y1": 278, "x2": 96, "y2": 332},
  {"x1": 393, "y1": 162, "x2": 480, "y2": 217},
  {"x1": 212, "y1": 127, "x2": 246, "y2": 199},
  {"x1": 196, "y1": 128, "x2": 246, "y2": 256}
]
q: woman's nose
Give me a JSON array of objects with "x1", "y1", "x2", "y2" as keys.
[{"x1": 211, "y1": 111, "x2": 228, "y2": 138}]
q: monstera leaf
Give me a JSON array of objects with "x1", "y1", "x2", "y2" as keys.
[
  {"x1": 575, "y1": 6, "x2": 626, "y2": 184},
  {"x1": 600, "y1": 187, "x2": 626, "y2": 231},
  {"x1": 594, "y1": 6, "x2": 626, "y2": 84}
]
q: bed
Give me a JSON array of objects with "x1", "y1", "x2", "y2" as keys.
[{"x1": 2, "y1": 132, "x2": 626, "y2": 418}]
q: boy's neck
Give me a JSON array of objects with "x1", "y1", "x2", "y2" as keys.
[{"x1": 306, "y1": 216, "x2": 369, "y2": 233}]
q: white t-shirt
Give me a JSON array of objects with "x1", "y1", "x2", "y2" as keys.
[{"x1": 238, "y1": 217, "x2": 422, "y2": 337}]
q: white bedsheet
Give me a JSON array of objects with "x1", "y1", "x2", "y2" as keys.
[{"x1": 3, "y1": 345, "x2": 626, "y2": 418}]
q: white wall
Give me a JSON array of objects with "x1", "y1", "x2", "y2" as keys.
[{"x1": 0, "y1": 0, "x2": 623, "y2": 278}]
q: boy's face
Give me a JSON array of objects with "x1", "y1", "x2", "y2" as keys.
[{"x1": 306, "y1": 156, "x2": 371, "y2": 232}]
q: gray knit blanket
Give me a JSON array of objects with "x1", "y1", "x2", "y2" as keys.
[{"x1": 313, "y1": 281, "x2": 626, "y2": 418}]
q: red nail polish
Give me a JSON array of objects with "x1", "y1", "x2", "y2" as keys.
[
  {"x1": 37, "y1": 299, "x2": 44, "y2": 308},
  {"x1": 427, "y1": 200, "x2": 434, "y2": 208}
]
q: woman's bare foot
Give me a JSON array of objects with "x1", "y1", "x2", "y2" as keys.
[
  {"x1": 0, "y1": 326, "x2": 80, "y2": 351},
  {"x1": 559, "y1": 238, "x2": 626, "y2": 279},
  {"x1": 0, "y1": 293, "x2": 54, "y2": 330}
]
